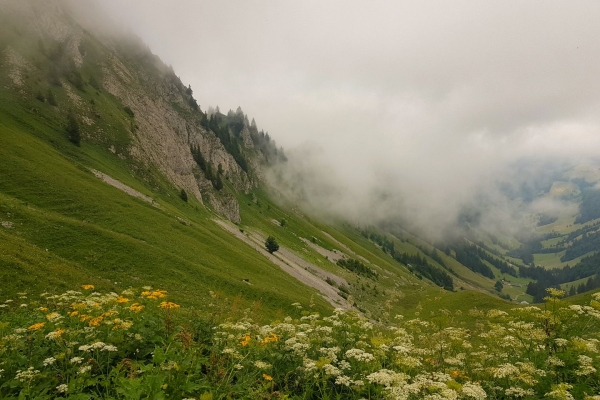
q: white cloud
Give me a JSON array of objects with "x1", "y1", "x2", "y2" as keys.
[{"x1": 74, "y1": 0, "x2": 600, "y2": 234}]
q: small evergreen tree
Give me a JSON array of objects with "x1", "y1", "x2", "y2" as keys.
[
  {"x1": 179, "y1": 189, "x2": 188, "y2": 202},
  {"x1": 213, "y1": 174, "x2": 223, "y2": 191},
  {"x1": 265, "y1": 236, "x2": 279, "y2": 254},
  {"x1": 123, "y1": 106, "x2": 134, "y2": 118},
  {"x1": 89, "y1": 75, "x2": 100, "y2": 90},
  {"x1": 35, "y1": 91, "x2": 45, "y2": 102},
  {"x1": 66, "y1": 112, "x2": 81, "y2": 146},
  {"x1": 495, "y1": 280, "x2": 504, "y2": 292},
  {"x1": 47, "y1": 89, "x2": 57, "y2": 106},
  {"x1": 569, "y1": 285, "x2": 576, "y2": 296}
]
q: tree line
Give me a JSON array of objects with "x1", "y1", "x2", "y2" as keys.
[{"x1": 361, "y1": 230, "x2": 454, "y2": 290}]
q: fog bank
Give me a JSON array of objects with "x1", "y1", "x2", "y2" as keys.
[{"x1": 71, "y1": 0, "x2": 600, "y2": 236}]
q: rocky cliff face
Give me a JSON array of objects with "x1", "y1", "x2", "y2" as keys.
[{"x1": 0, "y1": 0, "x2": 276, "y2": 223}]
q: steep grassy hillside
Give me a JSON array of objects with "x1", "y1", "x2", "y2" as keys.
[{"x1": 0, "y1": 111, "x2": 338, "y2": 315}]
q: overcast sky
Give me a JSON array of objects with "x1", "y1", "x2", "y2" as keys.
[{"x1": 90, "y1": 1, "x2": 600, "y2": 234}]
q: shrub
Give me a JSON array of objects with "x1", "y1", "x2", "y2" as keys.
[
  {"x1": 179, "y1": 189, "x2": 188, "y2": 202},
  {"x1": 66, "y1": 112, "x2": 81, "y2": 146},
  {"x1": 123, "y1": 106, "x2": 134, "y2": 118},
  {"x1": 265, "y1": 236, "x2": 279, "y2": 253},
  {"x1": 46, "y1": 89, "x2": 57, "y2": 106}
]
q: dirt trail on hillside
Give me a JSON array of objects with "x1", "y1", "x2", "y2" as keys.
[
  {"x1": 248, "y1": 232, "x2": 348, "y2": 288},
  {"x1": 91, "y1": 169, "x2": 156, "y2": 205},
  {"x1": 299, "y1": 237, "x2": 345, "y2": 263},
  {"x1": 214, "y1": 219, "x2": 352, "y2": 309},
  {"x1": 321, "y1": 231, "x2": 370, "y2": 264}
]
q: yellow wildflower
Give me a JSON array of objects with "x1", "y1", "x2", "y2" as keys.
[
  {"x1": 263, "y1": 374, "x2": 273, "y2": 381},
  {"x1": 116, "y1": 296, "x2": 129, "y2": 303},
  {"x1": 129, "y1": 303, "x2": 145, "y2": 313},
  {"x1": 81, "y1": 284, "x2": 95, "y2": 290},
  {"x1": 112, "y1": 320, "x2": 133, "y2": 330},
  {"x1": 71, "y1": 302, "x2": 87, "y2": 310},
  {"x1": 88, "y1": 317, "x2": 103, "y2": 327},
  {"x1": 38, "y1": 307, "x2": 48, "y2": 312},
  {"x1": 46, "y1": 328, "x2": 66, "y2": 339},
  {"x1": 46, "y1": 312, "x2": 61, "y2": 322},
  {"x1": 261, "y1": 333, "x2": 279, "y2": 345},
  {"x1": 102, "y1": 310, "x2": 118, "y2": 317},
  {"x1": 159, "y1": 301, "x2": 180, "y2": 310},
  {"x1": 69, "y1": 311, "x2": 79, "y2": 317},
  {"x1": 240, "y1": 333, "x2": 251, "y2": 347},
  {"x1": 79, "y1": 314, "x2": 92, "y2": 322},
  {"x1": 28, "y1": 322, "x2": 46, "y2": 331},
  {"x1": 142, "y1": 289, "x2": 167, "y2": 300}
]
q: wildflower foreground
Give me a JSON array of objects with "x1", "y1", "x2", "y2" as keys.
[{"x1": 1, "y1": 287, "x2": 600, "y2": 399}]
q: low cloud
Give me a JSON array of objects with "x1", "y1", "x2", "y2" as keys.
[{"x1": 69, "y1": 0, "x2": 600, "y2": 237}]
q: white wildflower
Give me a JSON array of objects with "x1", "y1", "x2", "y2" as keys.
[
  {"x1": 78, "y1": 344, "x2": 92, "y2": 352},
  {"x1": 462, "y1": 382, "x2": 487, "y2": 399},
  {"x1": 338, "y1": 360, "x2": 351, "y2": 370},
  {"x1": 493, "y1": 363, "x2": 519, "y2": 378},
  {"x1": 322, "y1": 363, "x2": 341, "y2": 377},
  {"x1": 487, "y1": 309, "x2": 508, "y2": 318},
  {"x1": 335, "y1": 375, "x2": 351, "y2": 386},
  {"x1": 56, "y1": 384, "x2": 68, "y2": 393},
  {"x1": 43, "y1": 357, "x2": 56, "y2": 366},
  {"x1": 576, "y1": 355, "x2": 596, "y2": 376},
  {"x1": 78, "y1": 365, "x2": 92, "y2": 375},
  {"x1": 366, "y1": 369, "x2": 408, "y2": 387},
  {"x1": 254, "y1": 361, "x2": 271, "y2": 369},
  {"x1": 101, "y1": 345, "x2": 118, "y2": 352},
  {"x1": 554, "y1": 338, "x2": 568, "y2": 347},
  {"x1": 547, "y1": 356, "x2": 565, "y2": 367},
  {"x1": 302, "y1": 358, "x2": 317, "y2": 372},
  {"x1": 505, "y1": 387, "x2": 534, "y2": 397},
  {"x1": 15, "y1": 367, "x2": 40, "y2": 382},
  {"x1": 345, "y1": 348, "x2": 374, "y2": 362}
]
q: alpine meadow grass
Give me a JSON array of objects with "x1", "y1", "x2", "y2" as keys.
[{"x1": 1, "y1": 286, "x2": 600, "y2": 399}]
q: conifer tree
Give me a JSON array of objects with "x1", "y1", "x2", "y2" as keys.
[
  {"x1": 66, "y1": 112, "x2": 81, "y2": 146},
  {"x1": 265, "y1": 236, "x2": 279, "y2": 253}
]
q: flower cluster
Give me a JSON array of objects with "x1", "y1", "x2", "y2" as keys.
[{"x1": 0, "y1": 287, "x2": 599, "y2": 399}]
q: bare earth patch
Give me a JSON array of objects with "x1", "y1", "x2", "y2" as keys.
[
  {"x1": 300, "y1": 237, "x2": 345, "y2": 263},
  {"x1": 90, "y1": 169, "x2": 155, "y2": 205},
  {"x1": 321, "y1": 231, "x2": 371, "y2": 264},
  {"x1": 214, "y1": 219, "x2": 353, "y2": 310},
  {"x1": 1, "y1": 221, "x2": 14, "y2": 229}
]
